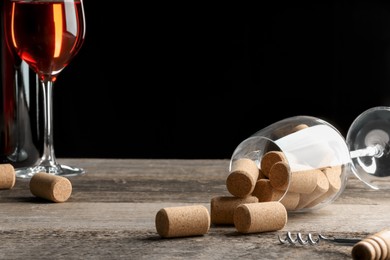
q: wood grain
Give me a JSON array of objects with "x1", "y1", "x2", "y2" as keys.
[{"x1": 0, "y1": 158, "x2": 389, "y2": 259}]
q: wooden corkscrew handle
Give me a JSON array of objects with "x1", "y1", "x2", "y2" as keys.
[{"x1": 352, "y1": 229, "x2": 390, "y2": 260}]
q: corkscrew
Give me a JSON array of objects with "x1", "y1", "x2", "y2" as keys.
[{"x1": 278, "y1": 232, "x2": 361, "y2": 246}]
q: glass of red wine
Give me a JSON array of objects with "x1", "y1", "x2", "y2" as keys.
[{"x1": 4, "y1": 0, "x2": 86, "y2": 178}]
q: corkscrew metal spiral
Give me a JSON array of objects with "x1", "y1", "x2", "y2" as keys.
[{"x1": 278, "y1": 232, "x2": 361, "y2": 246}]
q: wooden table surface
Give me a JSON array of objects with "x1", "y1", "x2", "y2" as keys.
[{"x1": 1, "y1": 158, "x2": 389, "y2": 259}]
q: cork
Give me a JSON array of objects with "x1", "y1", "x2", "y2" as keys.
[
  {"x1": 210, "y1": 195, "x2": 258, "y2": 225},
  {"x1": 252, "y1": 179, "x2": 276, "y2": 202},
  {"x1": 233, "y1": 201, "x2": 287, "y2": 234},
  {"x1": 268, "y1": 161, "x2": 290, "y2": 191},
  {"x1": 291, "y1": 124, "x2": 309, "y2": 132},
  {"x1": 352, "y1": 229, "x2": 390, "y2": 260},
  {"x1": 322, "y1": 165, "x2": 343, "y2": 177},
  {"x1": 289, "y1": 169, "x2": 319, "y2": 194},
  {"x1": 251, "y1": 179, "x2": 299, "y2": 210},
  {"x1": 260, "y1": 151, "x2": 286, "y2": 178},
  {"x1": 226, "y1": 158, "x2": 259, "y2": 198},
  {"x1": 258, "y1": 168, "x2": 266, "y2": 180},
  {"x1": 273, "y1": 124, "x2": 309, "y2": 138},
  {"x1": 0, "y1": 164, "x2": 15, "y2": 189},
  {"x1": 155, "y1": 205, "x2": 210, "y2": 238},
  {"x1": 279, "y1": 192, "x2": 300, "y2": 211},
  {"x1": 305, "y1": 166, "x2": 342, "y2": 208},
  {"x1": 295, "y1": 170, "x2": 329, "y2": 210},
  {"x1": 268, "y1": 162, "x2": 318, "y2": 194},
  {"x1": 29, "y1": 172, "x2": 72, "y2": 203}
]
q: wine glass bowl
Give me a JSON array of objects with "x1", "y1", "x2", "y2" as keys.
[
  {"x1": 4, "y1": 0, "x2": 86, "y2": 178},
  {"x1": 230, "y1": 116, "x2": 351, "y2": 212},
  {"x1": 230, "y1": 107, "x2": 390, "y2": 212},
  {"x1": 9, "y1": 0, "x2": 85, "y2": 81}
]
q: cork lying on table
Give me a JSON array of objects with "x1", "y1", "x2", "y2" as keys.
[
  {"x1": 0, "y1": 164, "x2": 15, "y2": 190},
  {"x1": 210, "y1": 195, "x2": 258, "y2": 225},
  {"x1": 155, "y1": 205, "x2": 210, "y2": 238},
  {"x1": 233, "y1": 201, "x2": 287, "y2": 234},
  {"x1": 29, "y1": 172, "x2": 72, "y2": 203}
]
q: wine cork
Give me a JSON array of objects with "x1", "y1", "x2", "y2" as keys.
[
  {"x1": 268, "y1": 162, "x2": 318, "y2": 194},
  {"x1": 29, "y1": 172, "x2": 72, "y2": 203},
  {"x1": 305, "y1": 166, "x2": 342, "y2": 208},
  {"x1": 258, "y1": 168, "x2": 266, "y2": 180},
  {"x1": 352, "y1": 229, "x2": 390, "y2": 260},
  {"x1": 322, "y1": 165, "x2": 343, "y2": 177},
  {"x1": 252, "y1": 179, "x2": 275, "y2": 202},
  {"x1": 260, "y1": 151, "x2": 286, "y2": 177},
  {"x1": 295, "y1": 170, "x2": 329, "y2": 210},
  {"x1": 268, "y1": 161, "x2": 290, "y2": 191},
  {"x1": 210, "y1": 195, "x2": 258, "y2": 225},
  {"x1": 226, "y1": 158, "x2": 259, "y2": 198},
  {"x1": 233, "y1": 201, "x2": 287, "y2": 234},
  {"x1": 0, "y1": 164, "x2": 15, "y2": 189},
  {"x1": 279, "y1": 192, "x2": 300, "y2": 211},
  {"x1": 289, "y1": 169, "x2": 319, "y2": 194},
  {"x1": 291, "y1": 124, "x2": 309, "y2": 132},
  {"x1": 251, "y1": 179, "x2": 299, "y2": 210},
  {"x1": 155, "y1": 205, "x2": 210, "y2": 238},
  {"x1": 273, "y1": 124, "x2": 309, "y2": 138}
]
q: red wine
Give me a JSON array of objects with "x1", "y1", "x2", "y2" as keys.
[{"x1": 8, "y1": 0, "x2": 85, "y2": 82}]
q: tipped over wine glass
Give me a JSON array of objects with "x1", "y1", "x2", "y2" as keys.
[
  {"x1": 4, "y1": 0, "x2": 86, "y2": 178},
  {"x1": 230, "y1": 106, "x2": 390, "y2": 212}
]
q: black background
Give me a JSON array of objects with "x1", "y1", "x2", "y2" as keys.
[{"x1": 51, "y1": 1, "x2": 390, "y2": 159}]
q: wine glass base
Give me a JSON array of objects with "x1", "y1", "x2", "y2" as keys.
[
  {"x1": 346, "y1": 106, "x2": 390, "y2": 189},
  {"x1": 15, "y1": 164, "x2": 86, "y2": 179}
]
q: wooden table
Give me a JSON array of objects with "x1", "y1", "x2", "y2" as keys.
[{"x1": 0, "y1": 158, "x2": 389, "y2": 259}]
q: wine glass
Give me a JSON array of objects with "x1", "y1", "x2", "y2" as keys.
[
  {"x1": 229, "y1": 106, "x2": 390, "y2": 212},
  {"x1": 4, "y1": 0, "x2": 86, "y2": 178}
]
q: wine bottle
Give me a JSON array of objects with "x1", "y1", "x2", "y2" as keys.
[{"x1": 0, "y1": 0, "x2": 41, "y2": 167}]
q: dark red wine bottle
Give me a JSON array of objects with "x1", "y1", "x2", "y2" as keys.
[{"x1": 0, "y1": 0, "x2": 41, "y2": 167}]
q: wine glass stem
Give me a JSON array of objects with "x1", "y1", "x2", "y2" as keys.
[
  {"x1": 40, "y1": 79, "x2": 58, "y2": 167},
  {"x1": 349, "y1": 144, "x2": 384, "y2": 159}
]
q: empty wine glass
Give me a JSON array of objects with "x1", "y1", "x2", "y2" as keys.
[
  {"x1": 229, "y1": 106, "x2": 390, "y2": 212},
  {"x1": 3, "y1": 0, "x2": 86, "y2": 178}
]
